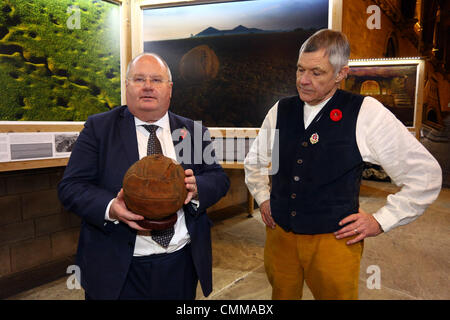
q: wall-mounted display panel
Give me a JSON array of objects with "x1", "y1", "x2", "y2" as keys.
[{"x1": 0, "y1": 0, "x2": 341, "y2": 170}]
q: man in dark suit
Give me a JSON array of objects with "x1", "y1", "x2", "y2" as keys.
[{"x1": 58, "y1": 53, "x2": 230, "y2": 300}]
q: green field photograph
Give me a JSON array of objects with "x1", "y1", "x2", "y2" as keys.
[{"x1": 0, "y1": 0, "x2": 121, "y2": 121}]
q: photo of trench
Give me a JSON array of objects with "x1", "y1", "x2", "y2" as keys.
[{"x1": 0, "y1": 0, "x2": 121, "y2": 121}]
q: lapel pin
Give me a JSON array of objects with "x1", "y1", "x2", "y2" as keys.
[
  {"x1": 330, "y1": 108, "x2": 342, "y2": 121},
  {"x1": 310, "y1": 133, "x2": 319, "y2": 144}
]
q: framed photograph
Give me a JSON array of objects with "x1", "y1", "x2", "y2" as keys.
[
  {"x1": 0, "y1": 0, "x2": 122, "y2": 122},
  {"x1": 139, "y1": 0, "x2": 331, "y2": 128},
  {"x1": 0, "y1": 0, "x2": 123, "y2": 171},
  {"x1": 343, "y1": 58, "x2": 425, "y2": 137}
]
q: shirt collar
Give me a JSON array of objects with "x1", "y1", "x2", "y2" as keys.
[
  {"x1": 134, "y1": 112, "x2": 170, "y2": 131},
  {"x1": 304, "y1": 96, "x2": 332, "y2": 110}
]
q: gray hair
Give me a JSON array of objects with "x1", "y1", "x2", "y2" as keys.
[
  {"x1": 126, "y1": 52, "x2": 173, "y2": 81},
  {"x1": 299, "y1": 29, "x2": 350, "y2": 75}
]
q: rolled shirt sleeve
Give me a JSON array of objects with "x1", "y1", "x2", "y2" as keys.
[{"x1": 356, "y1": 96, "x2": 442, "y2": 232}]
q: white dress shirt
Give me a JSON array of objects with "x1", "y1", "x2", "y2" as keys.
[
  {"x1": 105, "y1": 112, "x2": 190, "y2": 255},
  {"x1": 244, "y1": 95, "x2": 442, "y2": 233}
]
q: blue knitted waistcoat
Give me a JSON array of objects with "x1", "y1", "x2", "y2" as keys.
[{"x1": 270, "y1": 89, "x2": 365, "y2": 234}]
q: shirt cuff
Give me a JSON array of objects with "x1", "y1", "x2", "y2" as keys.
[
  {"x1": 190, "y1": 199, "x2": 199, "y2": 209},
  {"x1": 105, "y1": 198, "x2": 119, "y2": 224},
  {"x1": 253, "y1": 191, "x2": 271, "y2": 207},
  {"x1": 372, "y1": 207, "x2": 395, "y2": 233}
]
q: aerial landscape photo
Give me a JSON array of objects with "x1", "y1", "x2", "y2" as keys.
[{"x1": 0, "y1": 0, "x2": 121, "y2": 121}]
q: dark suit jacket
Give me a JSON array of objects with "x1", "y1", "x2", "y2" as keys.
[{"x1": 58, "y1": 106, "x2": 230, "y2": 299}]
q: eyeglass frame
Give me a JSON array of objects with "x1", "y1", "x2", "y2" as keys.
[{"x1": 127, "y1": 76, "x2": 172, "y2": 87}]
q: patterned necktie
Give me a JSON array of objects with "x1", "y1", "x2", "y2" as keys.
[
  {"x1": 142, "y1": 124, "x2": 174, "y2": 248},
  {"x1": 143, "y1": 124, "x2": 162, "y2": 155}
]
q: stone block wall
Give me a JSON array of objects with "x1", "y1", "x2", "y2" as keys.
[{"x1": 0, "y1": 167, "x2": 81, "y2": 298}]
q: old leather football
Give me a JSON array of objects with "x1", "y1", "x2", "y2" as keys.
[{"x1": 122, "y1": 154, "x2": 187, "y2": 222}]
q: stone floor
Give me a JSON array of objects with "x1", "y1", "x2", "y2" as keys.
[{"x1": 7, "y1": 180, "x2": 450, "y2": 300}]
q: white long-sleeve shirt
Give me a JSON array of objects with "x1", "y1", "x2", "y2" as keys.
[{"x1": 244, "y1": 95, "x2": 442, "y2": 233}]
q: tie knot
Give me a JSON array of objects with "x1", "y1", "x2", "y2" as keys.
[{"x1": 143, "y1": 124, "x2": 158, "y2": 135}]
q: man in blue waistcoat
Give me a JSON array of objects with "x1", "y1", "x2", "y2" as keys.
[{"x1": 244, "y1": 29, "x2": 442, "y2": 299}]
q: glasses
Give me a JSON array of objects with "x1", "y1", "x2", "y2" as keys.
[{"x1": 128, "y1": 76, "x2": 171, "y2": 87}]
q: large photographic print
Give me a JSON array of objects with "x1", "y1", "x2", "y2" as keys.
[
  {"x1": 0, "y1": 0, "x2": 121, "y2": 121},
  {"x1": 143, "y1": 0, "x2": 329, "y2": 127}
]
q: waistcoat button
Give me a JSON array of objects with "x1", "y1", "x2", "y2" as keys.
[
  {"x1": 293, "y1": 176, "x2": 300, "y2": 181},
  {"x1": 301, "y1": 142, "x2": 308, "y2": 147},
  {"x1": 291, "y1": 193, "x2": 296, "y2": 199},
  {"x1": 291, "y1": 211, "x2": 296, "y2": 217},
  {"x1": 297, "y1": 159, "x2": 303, "y2": 164}
]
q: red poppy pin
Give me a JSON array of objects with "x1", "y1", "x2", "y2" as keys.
[
  {"x1": 330, "y1": 109, "x2": 342, "y2": 122},
  {"x1": 180, "y1": 128, "x2": 188, "y2": 140}
]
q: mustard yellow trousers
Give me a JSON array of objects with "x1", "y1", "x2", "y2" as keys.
[{"x1": 264, "y1": 225, "x2": 363, "y2": 300}]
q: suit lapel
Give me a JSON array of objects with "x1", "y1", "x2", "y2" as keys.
[
  {"x1": 168, "y1": 112, "x2": 184, "y2": 148},
  {"x1": 169, "y1": 112, "x2": 185, "y2": 163},
  {"x1": 118, "y1": 106, "x2": 140, "y2": 166}
]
